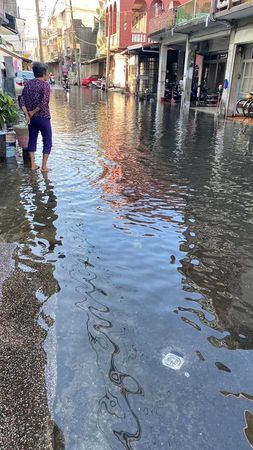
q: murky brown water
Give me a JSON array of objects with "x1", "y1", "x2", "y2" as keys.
[{"x1": 1, "y1": 88, "x2": 253, "y2": 449}]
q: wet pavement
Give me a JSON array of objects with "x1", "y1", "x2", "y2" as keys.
[{"x1": 1, "y1": 88, "x2": 253, "y2": 449}]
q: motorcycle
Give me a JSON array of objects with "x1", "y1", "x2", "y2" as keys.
[
  {"x1": 191, "y1": 82, "x2": 208, "y2": 106},
  {"x1": 63, "y1": 77, "x2": 71, "y2": 91},
  {"x1": 92, "y1": 77, "x2": 114, "y2": 90},
  {"x1": 49, "y1": 74, "x2": 55, "y2": 85},
  {"x1": 165, "y1": 81, "x2": 182, "y2": 103}
]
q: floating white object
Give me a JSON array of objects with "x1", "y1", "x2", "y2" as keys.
[{"x1": 162, "y1": 352, "x2": 184, "y2": 370}]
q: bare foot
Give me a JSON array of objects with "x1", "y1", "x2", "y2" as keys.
[
  {"x1": 41, "y1": 167, "x2": 50, "y2": 172},
  {"x1": 31, "y1": 164, "x2": 40, "y2": 170}
]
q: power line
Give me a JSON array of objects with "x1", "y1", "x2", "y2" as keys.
[
  {"x1": 75, "y1": 36, "x2": 97, "y2": 47},
  {"x1": 35, "y1": 0, "x2": 44, "y2": 61}
]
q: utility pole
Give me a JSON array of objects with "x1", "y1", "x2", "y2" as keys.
[
  {"x1": 35, "y1": 0, "x2": 44, "y2": 62},
  {"x1": 105, "y1": 8, "x2": 111, "y2": 92},
  {"x1": 69, "y1": 0, "x2": 80, "y2": 85}
]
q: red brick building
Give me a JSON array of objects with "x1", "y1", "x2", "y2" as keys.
[
  {"x1": 104, "y1": 1, "x2": 173, "y2": 90},
  {"x1": 105, "y1": 0, "x2": 172, "y2": 50}
]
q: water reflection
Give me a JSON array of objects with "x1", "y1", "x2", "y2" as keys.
[
  {"x1": 94, "y1": 94, "x2": 253, "y2": 447},
  {"x1": 96, "y1": 98, "x2": 253, "y2": 352}
]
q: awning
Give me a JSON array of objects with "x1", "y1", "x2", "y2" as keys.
[
  {"x1": 0, "y1": 25, "x2": 17, "y2": 35},
  {"x1": 127, "y1": 43, "x2": 160, "y2": 52},
  {"x1": 83, "y1": 55, "x2": 106, "y2": 64},
  {"x1": 0, "y1": 45, "x2": 32, "y2": 63}
]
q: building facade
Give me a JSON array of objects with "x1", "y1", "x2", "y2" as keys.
[
  {"x1": 104, "y1": 0, "x2": 165, "y2": 89},
  {"x1": 46, "y1": 0, "x2": 98, "y2": 82},
  {"x1": 148, "y1": 0, "x2": 253, "y2": 115},
  {"x1": 214, "y1": 2, "x2": 253, "y2": 115},
  {"x1": 0, "y1": 0, "x2": 29, "y2": 96},
  {"x1": 100, "y1": 0, "x2": 189, "y2": 92}
]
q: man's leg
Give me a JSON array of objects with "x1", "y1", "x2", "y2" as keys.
[
  {"x1": 40, "y1": 118, "x2": 53, "y2": 172},
  {"x1": 27, "y1": 119, "x2": 40, "y2": 170},
  {"x1": 42, "y1": 153, "x2": 49, "y2": 172}
]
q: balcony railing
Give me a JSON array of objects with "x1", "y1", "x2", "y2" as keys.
[
  {"x1": 106, "y1": 34, "x2": 119, "y2": 50},
  {"x1": 176, "y1": 0, "x2": 211, "y2": 25},
  {"x1": 110, "y1": 33, "x2": 118, "y2": 49},
  {"x1": 148, "y1": 9, "x2": 176, "y2": 35},
  {"x1": 132, "y1": 33, "x2": 147, "y2": 43}
]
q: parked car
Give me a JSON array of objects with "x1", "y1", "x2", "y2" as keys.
[
  {"x1": 15, "y1": 70, "x2": 34, "y2": 95},
  {"x1": 81, "y1": 75, "x2": 100, "y2": 87}
]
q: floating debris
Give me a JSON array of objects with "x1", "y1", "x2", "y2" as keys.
[{"x1": 162, "y1": 352, "x2": 184, "y2": 370}]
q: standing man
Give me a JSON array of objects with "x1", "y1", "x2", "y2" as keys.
[{"x1": 20, "y1": 62, "x2": 52, "y2": 172}]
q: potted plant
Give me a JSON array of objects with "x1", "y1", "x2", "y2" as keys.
[
  {"x1": 0, "y1": 91, "x2": 19, "y2": 158},
  {"x1": 0, "y1": 91, "x2": 19, "y2": 128}
]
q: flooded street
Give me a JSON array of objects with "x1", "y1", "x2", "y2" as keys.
[{"x1": 1, "y1": 88, "x2": 253, "y2": 449}]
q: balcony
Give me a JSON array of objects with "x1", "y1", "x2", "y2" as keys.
[
  {"x1": 106, "y1": 34, "x2": 119, "y2": 51},
  {"x1": 132, "y1": 32, "x2": 147, "y2": 43},
  {"x1": 110, "y1": 33, "x2": 119, "y2": 49},
  {"x1": 176, "y1": 0, "x2": 211, "y2": 26},
  {"x1": 148, "y1": 9, "x2": 176, "y2": 36}
]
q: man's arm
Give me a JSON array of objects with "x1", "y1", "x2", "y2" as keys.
[
  {"x1": 19, "y1": 87, "x2": 30, "y2": 125},
  {"x1": 29, "y1": 106, "x2": 41, "y2": 119}
]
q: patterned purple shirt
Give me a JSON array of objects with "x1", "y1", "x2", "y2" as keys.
[{"x1": 20, "y1": 78, "x2": 51, "y2": 119}]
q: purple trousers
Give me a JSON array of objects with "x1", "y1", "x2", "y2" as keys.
[{"x1": 28, "y1": 116, "x2": 52, "y2": 154}]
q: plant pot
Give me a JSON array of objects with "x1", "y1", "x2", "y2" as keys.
[
  {"x1": 6, "y1": 129, "x2": 16, "y2": 158},
  {"x1": 13, "y1": 124, "x2": 29, "y2": 149}
]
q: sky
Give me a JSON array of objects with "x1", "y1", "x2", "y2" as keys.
[
  {"x1": 17, "y1": 0, "x2": 99, "y2": 37},
  {"x1": 17, "y1": 0, "x2": 52, "y2": 39}
]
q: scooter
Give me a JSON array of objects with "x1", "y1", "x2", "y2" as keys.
[
  {"x1": 63, "y1": 77, "x2": 71, "y2": 91},
  {"x1": 92, "y1": 77, "x2": 114, "y2": 90},
  {"x1": 191, "y1": 82, "x2": 208, "y2": 106},
  {"x1": 49, "y1": 75, "x2": 55, "y2": 86},
  {"x1": 165, "y1": 81, "x2": 181, "y2": 103}
]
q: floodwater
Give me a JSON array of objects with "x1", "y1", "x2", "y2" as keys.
[{"x1": 1, "y1": 89, "x2": 253, "y2": 450}]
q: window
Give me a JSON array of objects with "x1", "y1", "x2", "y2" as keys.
[
  {"x1": 132, "y1": 0, "x2": 147, "y2": 33},
  {"x1": 150, "y1": 0, "x2": 164, "y2": 18},
  {"x1": 240, "y1": 60, "x2": 253, "y2": 96},
  {"x1": 132, "y1": 12, "x2": 147, "y2": 32}
]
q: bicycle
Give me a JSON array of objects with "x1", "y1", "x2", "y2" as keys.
[{"x1": 236, "y1": 94, "x2": 253, "y2": 116}]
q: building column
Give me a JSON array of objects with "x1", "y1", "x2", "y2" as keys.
[
  {"x1": 157, "y1": 43, "x2": 168, "y2": 100},
  {"x1": 197, "y1": 55, "x2": 204, "y2": 100},
  {"x1": 221, "y1": 30, "x2": 242, "y2": 116},
  {"x1": 181, "y1": 36, "x2": 195, "y2": 111}
]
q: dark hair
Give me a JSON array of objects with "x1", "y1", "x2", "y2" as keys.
[{"x1": 33, "y1": 61, "x2": 48, "y2": 78}]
